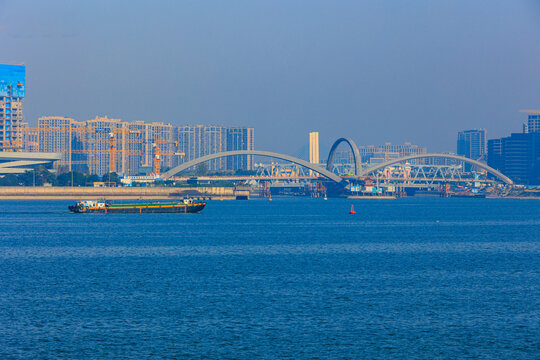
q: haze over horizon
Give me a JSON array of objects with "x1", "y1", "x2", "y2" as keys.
[{"x1": 1, "y1": 0, "x2": 539, "y2": 156}]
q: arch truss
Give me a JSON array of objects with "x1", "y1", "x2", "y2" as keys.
[
  {"x1": 360, "y1": 154, "x2": 513, "y2": 185},
  {"x1": 162, "y1": 150, "x2": 343, "y2": 183},
  {"x1": 326, "y1": 138, "x2": 362, "y2": 176}
]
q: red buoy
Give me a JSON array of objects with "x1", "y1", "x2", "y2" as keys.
[{"x1": 349, "y1": 204, "x2": 356, "y2": 214}]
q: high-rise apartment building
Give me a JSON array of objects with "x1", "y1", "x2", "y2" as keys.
[
  {"x1": 38, "y1": 116, "x2": 80, "y2": 172},
  {"x1": 227, "y1": 127, "x2": 254, "y2": 171},
  {"x1": 524, "y1": 113, "x2": 540, "y2": 134},
  {"x1": 175, "y1": 125, "x2": 227, "y2": 171},
  {"x1": 85, "y1": 116, "x2": 124, "y2": 175},
  {"x1": 37, "y1": 115, "x2": 138, "y2": 175},
  {"x1": 125, "y1": 120, "x2": 148, "y2": 173},
  {"x1": 20, "y1": 122, "x2": 38, "y2": 152},
  {"x1": 147, "y1": 122, "x2": 174, "y2": 172},
  {"x1": 204, "y1": 126, "x2": 228, "y2": 170},
  {"x1": 0, "y1": 64, "x2": 25, "y2": 151},
  {"x1": 457, "y1": 129, "x2": 486, "y2": 160},
  {"x1": 73, "y1": 118, "x2": 174, "y2": 176},
  {"x1": 27, "y1": 117, "x2": 255, "y2": 176},
  {"x1": 174, "y1": 125, "x2": 254, "y2": 172}
]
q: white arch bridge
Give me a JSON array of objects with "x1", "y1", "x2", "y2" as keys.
[
  {"x1": 162, "y1": 150, "x2": 513, "y2": 185},
  {"x1": 162, "y1": 150, "x2": 343, "y2": 182}
]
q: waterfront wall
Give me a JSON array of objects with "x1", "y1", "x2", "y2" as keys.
[{"x1": 0, "y1": 186, "x2": 237, "y2": 200}]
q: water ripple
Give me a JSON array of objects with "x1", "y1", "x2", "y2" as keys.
[{"x1": 1, "y1": 241, "x2": 538, "y2": 259}]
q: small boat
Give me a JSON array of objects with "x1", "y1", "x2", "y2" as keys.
[{"x1": 69, "y1": 198, "x2": 206, "y2": 214}]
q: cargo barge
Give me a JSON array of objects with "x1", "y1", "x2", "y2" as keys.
[{"x1": 69, "y1": 198, "x2": 206, "y2": 214}]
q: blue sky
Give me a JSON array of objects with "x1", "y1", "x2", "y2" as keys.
[{"x1": 1, "y1": 0, "x2": 539, "y2": 155}]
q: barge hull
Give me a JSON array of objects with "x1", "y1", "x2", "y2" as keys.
[{"x1": 69, "y1": 203, "x2": 206, "y2": 214}]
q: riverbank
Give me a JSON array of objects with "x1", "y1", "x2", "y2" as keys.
[
  {"x1": 0, "y1": 186, "x2": 246, "y2": 200},
  {"x1": 347, "y1": 195, "x2": 396, "y2": 199}
]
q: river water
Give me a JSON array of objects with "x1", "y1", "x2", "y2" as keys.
[{"x1": 1, "y1": 198, "x2": 539, "y2": 359}]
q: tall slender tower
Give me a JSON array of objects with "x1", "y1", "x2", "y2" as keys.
[
  {"x1": 309, "y1": 131, "x2": 319, "y2": 165},
  {"x1": 0, "y1": 64, "x2": 25, "y2": 151},
  {"x1": 309, "y1": 132, "x2": 319, "y2": 176}
]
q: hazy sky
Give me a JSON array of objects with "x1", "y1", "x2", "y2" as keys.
[{"x1": 1, "y1": 0, "x2": 539, "y2": 156}]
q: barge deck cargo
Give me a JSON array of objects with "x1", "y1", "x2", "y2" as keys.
[{"x1": 69, "y1": 199, "x2": 206, "y2": 214}]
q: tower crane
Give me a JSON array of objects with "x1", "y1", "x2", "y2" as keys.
[
  {"x1": 151, "y1": 140, "x2": 184, "y2": 177},
  {"x1": 108, "y1": 128, "x2": 141, "y2": 173}
]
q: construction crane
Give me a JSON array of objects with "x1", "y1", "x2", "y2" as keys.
[
  {"x1": 108, "y1": 129, "x2": 141, "y2": 173},
  {"x1": 17, "y1": 126, "x2": 144, "y2": 174},
  {"x1": 16, "y1": 126, "x2": 183, "y2": 177},
  {"x1": 151, "y1": 140, "x2": 184, "y2": 177}
]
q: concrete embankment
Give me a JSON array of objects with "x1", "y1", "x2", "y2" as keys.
[
  {"x1": 0, "y1": 186, "x2": 244, "y2": 200},
  {"x1": 347, "y1": 195, "x2": 396, "y2": 199}
]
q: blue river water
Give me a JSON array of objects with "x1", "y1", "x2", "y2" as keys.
[{"x1": 0, "y1": 198, "x2": 539, "y2": 359}]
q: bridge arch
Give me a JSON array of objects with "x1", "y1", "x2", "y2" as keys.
[
  {"x1": 162, "y1": 150, "x2": 344, "y2": 182},
  {"x1": 326, "y1": 138, "x2": 362, "y2": 176},
  {"x1": 360, "y1": 154, "x2": 513, "y2": 185}
]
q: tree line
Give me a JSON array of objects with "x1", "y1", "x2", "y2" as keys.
[
  {"x1": 0, "y1": 166, "x2": 121, "y2": 186},
  {"x1": 0, "y1": 165, "x2": 258, "y2": 187}
]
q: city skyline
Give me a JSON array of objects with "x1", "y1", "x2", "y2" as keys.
[
  {"x1": 1, "y1": 61, "x2": 536, "y2": 184},
  {"x1": 1, "y1": 1, "x2": 538, "y2": 155},
  {"x1": 10, "y1": 103, "x2": 540, "y2": 159}
]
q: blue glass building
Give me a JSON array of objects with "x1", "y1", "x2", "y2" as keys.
[
  {"x1": 488, "y1": 132, "x2": 540, "y2": 185},
  {"x1": 0, "y1": 64, "x2": 26, "y2": 151},
  {"x1": 457, "y1": 129, "x2": 486, "y2": 160}
]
